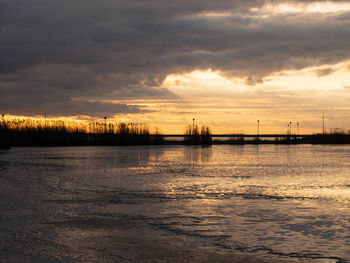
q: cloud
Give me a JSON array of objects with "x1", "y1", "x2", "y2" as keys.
[
  {"x1": 314, "y1": 68, "x2": 336, "y2": 77},
  {"x1": 245, "y1": 77, "x2": 264, "y2": 86},
  {"x1": 0, "y1": 0, "x2": 350, "y2": 116}
]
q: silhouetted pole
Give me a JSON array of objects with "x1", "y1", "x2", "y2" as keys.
[
  {"x1": 104, "y1": 117, "x2": 107, "y2": 134},
  {"x1": 192, "y1": 118, "x2": 195, "y2": 133},
  {"x1": 257, "y1": 120, "x2": 259, "y2": 142},
  {"x1": 322, "y1": 115, "x2": 325, "y2": 135},
  {"x1": 297, "y1": 123, "x2": 299, "y2": 136},
  {"x1": 289, "y1": 122, "x2": 292, "y2": 136}
]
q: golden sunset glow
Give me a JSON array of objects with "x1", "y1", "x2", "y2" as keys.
[
  {"x1": 5, "y1": 58, "x2": 350, "y2": 135},
  {"x1": 90, "y1": 60, "x2": 350, "y2": 134},
  {"x1": 1, "y1": 0, "x2": 350, "y2": 135},
  {"x1": 257, "y1": 2, "x2": 350, "y2": 14}
]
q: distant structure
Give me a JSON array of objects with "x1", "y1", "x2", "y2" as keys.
[
  {"x1": 290, "y1": 122, "x2": 292, "y2": 135},
  {"x1": 297, "y1": 123, "x2": 300, "y2": 136},
  {"x1": 322, "y1": 115, "x2": 325, "y2": 135}
]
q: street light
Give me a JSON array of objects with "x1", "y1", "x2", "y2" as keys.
[
  {"x1": 289, "y1": 122, "x2": 292, "y2": 135},
  {"x1": 257, "y1": 120, "x2": 260, "y2": 141},
  {"x1": 297, "y1": 123, "x2": 299, "y2": 136},
  {"x1": 323, "y1": 115, "x2": 325, "y2": 135}
]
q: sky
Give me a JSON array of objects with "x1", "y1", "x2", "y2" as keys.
[{"x1": 1, "y1": 0, "x2": 350, "y2": 134}]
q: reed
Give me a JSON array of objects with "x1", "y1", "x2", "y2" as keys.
[
  {"x1": 200, "y1": 125, "x2": 212, "y2": 145},
  {"x1": 0, "y1": 118, "x2": 10, "y2": 149},
  {"x1": 184, "y1": 125, "x2": 212, "y2": 145},
  {"x1": 2, "y1": 117, "x2": 163, "y2": 146},
  {"x1": 307, "y1": 129, "x2": 350, "y2": 144}
]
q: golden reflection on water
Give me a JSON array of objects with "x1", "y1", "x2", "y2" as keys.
[{"x1": 1, "y1": 145, "x2": 350, "y2": 262}]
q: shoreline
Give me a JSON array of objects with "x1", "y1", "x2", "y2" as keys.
[
  {"x1": 3, "y1": 141, "x2": 350, "y2": 148},
  {"x1": 2, "y1": 132, "x2": 350, "y2": 148}
]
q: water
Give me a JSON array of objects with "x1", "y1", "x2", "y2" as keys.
[{"x1": 0, "y1": 145, "x2": 349, "y2": 262}]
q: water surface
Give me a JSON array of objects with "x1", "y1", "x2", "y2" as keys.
[{"x1": 0, "y1": 145, "x2": 349, "y2": 262}]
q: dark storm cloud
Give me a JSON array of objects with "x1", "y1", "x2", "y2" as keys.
[{"x1": 0, "y1": 0, "x2": 350, "y2": 116}]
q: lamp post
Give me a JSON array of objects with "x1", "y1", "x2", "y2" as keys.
[
  {"x1": 257, "y1": 120, "x2": 260, "y2": 142},
  {"x1": 289, "y1": 122, "x2": 292, "y2": 135},
  {"x1": 323, "y1": 115, "x2": 325, "y2": 135},
  {"x1": 297, "y1": 123, "x2": 299, "y2": 136},
  {"x1": 104, "y1": 117, "x2": 107, "y2": 134}
]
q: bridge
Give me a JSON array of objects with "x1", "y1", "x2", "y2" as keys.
[{"x1": 161, "y1": 134, "x2": 312, "y2": 138}]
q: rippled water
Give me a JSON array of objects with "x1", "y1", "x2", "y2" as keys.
[{"x1": 0, "y1": 145, "x2": 349, "y2": 262}]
